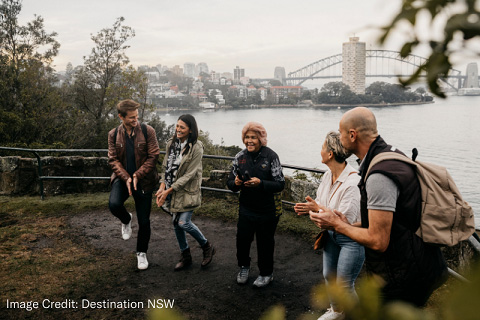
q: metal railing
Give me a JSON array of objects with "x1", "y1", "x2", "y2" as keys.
[
  {"x1": 1, "y1": 146, "x2": 478, "y2": 282},
  {"x1": 0, "y1": 146, "x2": 324, "y2": 204}
]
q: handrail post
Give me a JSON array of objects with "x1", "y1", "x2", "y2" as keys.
[{"x1": 33, "y1": 151, "x2": 45, "y2": 200}]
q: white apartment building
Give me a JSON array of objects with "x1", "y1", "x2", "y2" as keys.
[
  {"x1": 196, "y1": 62, "x2": 209, "y2": 76},
  {"x1": 183, "y1": 62, "x2": 196, "y2": 78},
  {"x1": 342, "y1": 37, "x2": 366, "y2": 94}
]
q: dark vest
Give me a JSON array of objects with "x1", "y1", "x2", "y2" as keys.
[{"x1": 359, "y1": 136, "x2": 447, "y2": 306}]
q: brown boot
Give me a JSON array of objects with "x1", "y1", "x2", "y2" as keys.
[
  {"x1": 201, "y1": 241, "x2": 215, "y2": 268},
  {"x1": 174, "y1": 248, "x2": 192, "y2": 271}
]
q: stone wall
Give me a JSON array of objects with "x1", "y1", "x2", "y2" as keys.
[{"x1": 0, "y1": 156, "x2": 111, "y2": 196}]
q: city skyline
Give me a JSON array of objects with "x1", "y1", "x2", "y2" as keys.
[{"x1": 17, "y1": 0, "x2": 480, "y2": 78}]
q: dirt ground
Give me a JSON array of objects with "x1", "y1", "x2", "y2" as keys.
[{"x1": 69, "y1": 210, "x2": 325, "y2": 320}]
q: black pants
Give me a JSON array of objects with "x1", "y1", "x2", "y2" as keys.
[
  {"x1": 236, "y1": 213, "x2": 279, "y2": 276},
  {"x1": 108, "y1": 178, "x2": 152, "y2": 253}
]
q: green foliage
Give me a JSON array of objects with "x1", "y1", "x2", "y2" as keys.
[
  {"x1": 0, "y1": 0, "x2": 67, "y2": 146},
  {"x1": 198, "y1": 130, "x2": 241, "y2": 176},
  {"x1": 315, "y1": 81, "x2": 428, "y2": 105},
  {"x1": 70, "y1": 17, "x2": 136, "y2": 148},
  {"x1": 293, "y1": 170, "x2": 308, "y2": 181},
  {"x1": 379, "y1": 0, "x2": 480, "y2": 97}
]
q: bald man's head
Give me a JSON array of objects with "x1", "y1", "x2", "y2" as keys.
[{"x1": 341, "y1": 107, "x2": 378, "y2": 139}]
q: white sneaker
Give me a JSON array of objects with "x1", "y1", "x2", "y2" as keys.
[
  {"x1": 253, "y1": 274, "x2": 273, "y2": 288},
  {"x1": 236, "y1": 267, "x2": 250, "y2": 284},
  {"x1": 122, "y1": 212, "x2": 133, "y2": 240},
  {"x1": 317, "y1": 307, "x2": 345, "y2": 320},
  {"x1": 137, "y1": 252, "x2": 148, "y2": 270}
]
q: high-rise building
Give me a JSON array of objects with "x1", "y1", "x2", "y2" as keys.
[
  {"x1": 464, "y1": 63, "x2": 479, "y2": 88},
  {"x1": 234, "y1": 66, "x2": 245, "y2": 82},
  {"x1": 342, "y1": 37, "x2": 366, "y2": 94},
  {"x1": 183, "y1": 62, "x2": 196, "y2": 78},
  {"x1": 196, "y1": 62, "x2": 209, "y2": 76},
  {"x1": 170, "y1": 65, "x2": 183, "y2": 76},
  {"x1": 274, "y1": 67, "x2": 286, "y2": 85}
]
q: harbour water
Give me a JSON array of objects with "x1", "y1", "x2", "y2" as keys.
[{"x1": 159, "y1": 96, "x2": 480, "y2": 227}]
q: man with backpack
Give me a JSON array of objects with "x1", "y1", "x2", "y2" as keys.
[
  {"x1": 310, "y1": 107, "x2": 448, "y2": 307},
  {"x1": 108, "y1": 99, "x2": 160, "y2": 270}
]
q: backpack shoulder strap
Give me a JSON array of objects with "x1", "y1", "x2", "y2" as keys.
[
  {"x1": 141, "y1": 122, "x2": 148, "y2": 141},
  {"x1": 365, "y1": 152, "x2": 416, "y2": 182},
  {"x1": 114, "y1": 124, "x2": 148, "y2": 145},
  {"x1": 113, "y1": 126, "x2": 119, "y2": 145}
]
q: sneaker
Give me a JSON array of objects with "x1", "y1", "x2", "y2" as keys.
[
  {"x1": 236, "y1": 267, "x2": 250, "y2": 284},
  {"x1": 122, "y1": 212, "x2": 133, "y2": 240},
  {"x1": 137, "y1": 252, "x2": 148, "y2": 270},
  {"x1": 253, "y1": 274, "x2": 273, "y2": 288},
  {"x1": 317, "y1": 307, "x2": 345, "y2": 320}
]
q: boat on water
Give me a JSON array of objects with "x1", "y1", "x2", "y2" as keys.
[{"x1": 199, "y1": 102, "x2": 216, "y2": 109}]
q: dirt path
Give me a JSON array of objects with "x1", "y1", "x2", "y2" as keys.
[{"x1": 70, "y1": 210, "x2": 324, "y2": 320}]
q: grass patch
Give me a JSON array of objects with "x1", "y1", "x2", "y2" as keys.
[
  {"x1": 0, "y1": 193, "x2": 466, "y2": 319},
  {"x1": 0, "y1": 194, "x2": 142, "y2": 319}
]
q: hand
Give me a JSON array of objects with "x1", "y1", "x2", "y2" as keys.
[
  {"x1": 132, "y1": 174, "x2": 138, "y2": 191},
  {"x1": 156, "y1": 193, "x2": 166, "y2": 207},
  {"x1": 309, "y1": 204, "x2": 346, "y2": 230},
  {"x1": 234, "y1": 175, "x2": 243, "y2": 186},
  {"x1": 244, "y1": 177, "x2": 261, "y2": 188},
  {"x1": 294, "y1": 196, "x2": 320, "y2": 215},
  {"x1": 126, "y1": 177, "x2": 133, "y2": 196},
  {"x1": 333, "y1": 209, "x2": 349, "y2": 224},
  {"x1": 155, "y1": 183, "x2": 166, "y2": 197},
  {"x1": 156, "y1": 187, "x2": 172, "y2": 207}
]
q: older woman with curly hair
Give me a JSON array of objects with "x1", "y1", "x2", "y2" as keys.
[
  {"x1": 227, "y1": 122, "x2": 285, "y2": 288},
  {"x1": 294, "y1": 131, "x2": 364, "y2": 320}
]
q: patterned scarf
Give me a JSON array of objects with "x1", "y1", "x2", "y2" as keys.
[{"x1": 164, "y1": 139, "x2": 183, "y2": 189}]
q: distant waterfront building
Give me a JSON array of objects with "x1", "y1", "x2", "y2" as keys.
[
  {"x1": 145, "y1": 71, "x2": 160, "y2": 82},
  {"x1": 170, "y1": 65, "x2": 183, "y2": 76},
  {"x1": 464, "y1": 63, "x2": 479, "y2": 88},
  {"x1": 210, "y1": 70, "x2": 220, "y2": 83},
  {"x1": 274, "y1": 67, "x2": 286, "y2": 85},
  {"x1": 269, "y1": 86, "x2": 303, "y2": 103},
  {"x1": 221, "y1": 72, "x2": 233, "y2": 80},
  {"x1": 183, "y1": 62, "x2": 196, "y2": 78},
  {"x1": 342, "y1": 37, "x2": 366, "y2": 94},
  {"x1": 159, "y1": 65, "x2": 169, "y2": 75},
  {"x1": 196, "y1": 62, "x2": 209, "y2": 76},
  {"x1": 234, "y1": 66, "x2": 245, "y2": 83},
  {"x1": 258, "y1": 87, "x2": 267, "y2": 101}
]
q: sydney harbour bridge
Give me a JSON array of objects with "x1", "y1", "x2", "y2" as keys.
[{"x1": 274, "y1": 49, "x2": 468, "y2": 92}]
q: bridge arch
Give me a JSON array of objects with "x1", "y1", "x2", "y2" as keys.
[{"x1": 285, "y1": 50, "x2": 461, "y2": 88}]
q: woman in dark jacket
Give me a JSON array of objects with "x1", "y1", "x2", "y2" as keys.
[{"x1": 227, "y1": 122, "x2": 285, "y2": 287}]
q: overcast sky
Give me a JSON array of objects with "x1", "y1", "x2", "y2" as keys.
[{"x1": 18, "y1": 0, "x2": 480, "y2": 78}]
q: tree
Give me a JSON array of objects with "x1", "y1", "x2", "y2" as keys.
[
  {"x1": 379, "y1": 0, "x2": 480, "y2": 97},
  {"x1": 64, "y1": 62, "x2": 73, "y2": 85},
  {"x1": 321, "y1": 82, "x2": 351, "y2": 97},
  {"x1": 72, "y1": 17, "x2": 135, "y2": 148},
  {"x1": 0, "y1": 0, "x2": 66, "y2": 147}
]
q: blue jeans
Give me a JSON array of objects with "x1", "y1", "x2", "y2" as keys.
[
  {"x1": 108, "y1": 178, "x2": 152, "y2": 253},
  {"x1": 323, "y1": 230, "x2": 365, "y2": 309},
  {"x1": 174, "y1": 211, "x2": 208, "y2": 252}
]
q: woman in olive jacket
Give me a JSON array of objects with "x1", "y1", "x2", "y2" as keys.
[{"x1": 156, "y1": 114, "x2": 215, "y2": 271}]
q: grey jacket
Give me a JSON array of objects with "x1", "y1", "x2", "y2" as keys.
[{"x1": 161, "y1": 139, "x2": 204, "y2": 213}]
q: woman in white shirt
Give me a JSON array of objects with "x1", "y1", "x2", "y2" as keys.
[{"x1": 294, "y1": 131, "x2": 364, "y2": 320}]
